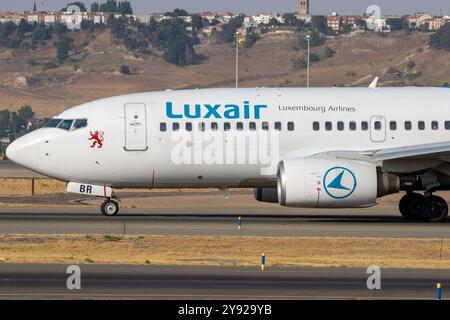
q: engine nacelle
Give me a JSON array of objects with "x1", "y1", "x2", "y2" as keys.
[
  {"x1": 253, "y1": 188, "x2": 278, "y2": 203},
  {"x1": 277, "y1": 157, "x2": 399, "y2": 208}
]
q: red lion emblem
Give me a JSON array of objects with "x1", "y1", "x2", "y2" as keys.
[{"x1": 89, "y1": 131, "x2": 104, "y2": 148}]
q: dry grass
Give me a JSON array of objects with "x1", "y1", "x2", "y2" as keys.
[
  {"x1": 0, "y1": 234, "x2": 449, "y2": 269},
  {"x1": 0, "y1": 178, "x2": 66, "y2": 195}
]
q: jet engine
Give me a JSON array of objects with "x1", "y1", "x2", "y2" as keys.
[{"x1": 277, "y1": 157, "x2": 399, "y2": 208}]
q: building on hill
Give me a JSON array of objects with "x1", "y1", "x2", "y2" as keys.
[
  {"x1": 427, "y1": 16, "x2": 450, "y2": 31},
  {"x1": 326, "y1": 13, "x2": 361, "y2": 32},
  {"x1": 23, "y1": 10, "x2": 132, "y2": 29},
  {"x1": 407, "y1": 13, "x2": 433, "y2": 28},
  {"x1": 0, "y1": 11, "x2": 23, "y2": 24},
  {"x1": 363, "y1": 14, "x2": 389, "y2": 32}
]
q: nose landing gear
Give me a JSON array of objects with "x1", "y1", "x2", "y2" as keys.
[
  {"x1": 399, "y1": 192, "x2": 448, "y2": 222},
  {"x1": 101, "y1": 199, "x2": 120, "y2": 217}
]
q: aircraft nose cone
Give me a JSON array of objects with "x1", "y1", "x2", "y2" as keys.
[{"x1": 6, "y1": 136, "x2": 39, "y2": 171}]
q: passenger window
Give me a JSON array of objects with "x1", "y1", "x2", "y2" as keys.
[
  {"x1": 186, "y1": 122, "x2": 192, "y2": 132},
  {"x1": 211, "y1": 122, "x2": 218, "y2": 131},
  {"x1": 374, "y1": 121, "x2": 382, "y2": 130},
  {"x1": 262, "y1": 122, "x2": 269, "y2": 131},
  {"x1": 361, "y1": 121, "x2": 368, "y2": 131},
  {"x1": 390, "y1": 121, "x2": 397, "y2": 131},
  {"x1": 313, "y1": 122, "x2": 320, "y2": 131},
  {"x1": 446, "y1": 121, "x2": 450, "y2": 130},
  {"x1": 73, "y1": 119, "x2": 87, "y2": 130},
  {"x1": 160, "y1": 122, "x2": 167, "y2": 132},
  {"x1": 199, "y1": 122, "x2": 205, "y2": 131},
  {"x1": 405, "y1": 121, "x2": 412, "y2": 130},
  {"x1": 45, "y1": 118, "x2": 63, "y2": 128},
  {"x1": 432, "y1": 121, "x2": 439, "y2": 130},
  {"x1": 349, "y1": 121, "x2": 357, "y2": 131},
  {"x1": 58, "y1": 119, "x2": 73, "y2": 131},
  {"x1": 287, "y1": 122, "x2": 295, "y2": 131},
  {"x1": 274, "y1": 122, "x2": 282, "y2": 131},
  {"x1": 337, "y1": 122, "x2": 344, "y2": 131},
  {"x1": 172, "y1": 123, "x2": 180, "y2": 131},
  {"x1": 236, "y1": 122, "x2": 244, "y2": 131},
  {"x1": 325, "y1": 122, "x2": 332, "y2": 131},
  {"x1": 249, "y1": 122, "x2": 256, "y2": 131},
  {"x1": 224, "y1": 122, "x2": 231, "y2": 131},
  {"x1": 418, "y1": 121, "x2": 425, "y2": 130}
]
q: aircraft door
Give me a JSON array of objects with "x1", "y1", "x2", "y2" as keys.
[
  {"x1": 124, "y1": 103, "x2": 148, "y2": 151},
  {"x1": 370, "y1": 115, "x2": 386, "y2": 142}
]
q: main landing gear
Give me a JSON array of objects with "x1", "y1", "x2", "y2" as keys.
[
  {"x1": 101, "y1": 198, "x2": 120, "y2": 217},
  {"x1": 399, "y1": 192, "x2": 449, "y2": 222}
]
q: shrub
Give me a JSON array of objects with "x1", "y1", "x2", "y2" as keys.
[
  {"x1": 323, "y1": 46, "x2": 336, "y2": 58},
  {"x1": 120, "y1": 65, "x2": 131, "y2": 75},
  {"x1": 406, "y1": 61, "x2": 416, "y2": 69},
  {"x1": 43, "y1": 61, "x2": 59, "y2": 70},
  {"x1": 309, "y1": 53, "x2": 320, "y2": 62},
  {"x1": 292, "y1": 59, "x2": 307, "y2": 70}
]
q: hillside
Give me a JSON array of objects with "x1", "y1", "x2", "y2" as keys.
[{"x1": 0, "y1": 30, "x2": 448, "y2": 117}]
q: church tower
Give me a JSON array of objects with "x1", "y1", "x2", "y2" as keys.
[{"x1": 299, "y1": 0, "x2": 310, "y2": 16}]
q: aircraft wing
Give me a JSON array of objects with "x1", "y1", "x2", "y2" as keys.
[{"x1": 373, "y1": 141, "x2": 450, "y2": 161}]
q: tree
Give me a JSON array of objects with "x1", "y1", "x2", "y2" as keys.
[
  {"x1": 108, "y1": 16, "x2": 129, "y2": 38},
  {"x1": 282, "y1": 13, "x2": 298, "y2": 26},
  {"x1": 62, "y1": 2, "x2": 87, "y2": 12},
  {"x1": 33, "y1": 2, "x2": 37, "y2": 11},
  {"x1": 430, "y1": 23, "x2": 450, "y2": 51},
  {"x1": 18, "y1": 105, "x2": 34, "y2": 122},
  {"x1": 91, "y1": 2, "x2": 99, "y2": 12},
  {"x1": 100, "y1": 0, "x2": 118, "y2": 12},
  {"x1": 311, "y1": 15, "x2": 328, "y2": 34},
  {"x1": 169, "y1": 8, "x2": 189, "y2": 17},
  {"x1": 9, "y1": 111, "x2": 23, "y2": 133},
  {"x1": 32, "y1": 24, "x2": 52, "y2": 41},
  {"x1": 1, "y1": 21, "x2": 17, "y2": 38},
  {"x1": 220, "y1": 15, "x2": 244, "y2": 43},
  {"x1": 55, "y1": 36, "x2": 73, "y2": 62},
  {"x1": 17, "y1": 19, "x2": 33, "y2": 35},
  {"x1": 268, "y1": 18, "x2": 280, "y2": 27},
  {"x1": 0, "y1": 109, "x2": 11, "y2": 136},
  {"x1": 340, "y1": 23, "x2": 353, "y2": 34},
  {"x1": 386, "y1": 18, "x2": 409, "y2": 31},
  {"x1": 245, "y1": 30, "x2": 260, "y2": 48},
  {"x1": 299, "y1": 30, "x2": 324, "y2": 49},
  {"x1": 81, "y1": 19, "x2": 94, "y2": 30},
  {"x1": 118, "y1": 1, "x2": 133, "y2": 14},
  {"x1": 191, "y1": 14, "x2": 203, "y2": 32},
  {"x1": 356, "y1": 19, "x2": 367, "y2": 30}
]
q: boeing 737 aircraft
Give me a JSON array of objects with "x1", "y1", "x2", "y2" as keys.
[{"x1": 6, "y1": 86, "x2": 450, "y2": 222}]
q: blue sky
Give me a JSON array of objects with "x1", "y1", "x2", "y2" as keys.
[{"x1": 1, "y1": 0, "x2": 449, "y2": 15}]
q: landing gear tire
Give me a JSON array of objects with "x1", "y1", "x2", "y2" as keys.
[
  {"x1": 101, "y1": 199, "x2": 119, "y2": 217},
  {"x1": 421, "y1": 196, "x2": 448, "y2": 223},
  {"x1": 399, "y1": 193, "x2": 425, "y2": 220}
]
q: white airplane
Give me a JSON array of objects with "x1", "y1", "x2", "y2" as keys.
[{"x1": 6, "y1": 86, "x2": 450, "y2": 222}]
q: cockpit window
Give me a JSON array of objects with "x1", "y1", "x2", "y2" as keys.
[
  {"x1": 45, "y1": 119, "x2": 63, "y2": 128},
  {"x1": 58, "y1": 119, "x2": 73, "y2": 131},
  {"x1": 73, "y1": 119, "x2": 88, "y2": 130}
]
